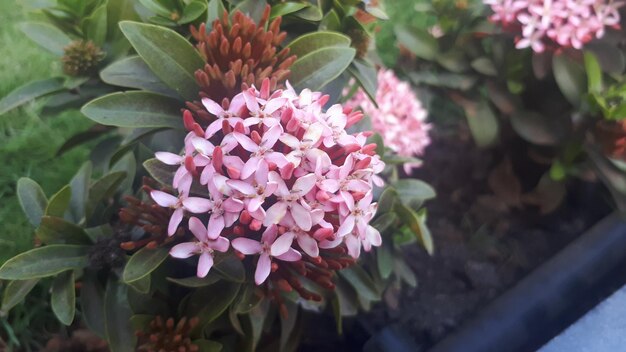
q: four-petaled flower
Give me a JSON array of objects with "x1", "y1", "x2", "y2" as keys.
[{"x1": 170, "y1": 217, "x2": 230, "y2": 277}]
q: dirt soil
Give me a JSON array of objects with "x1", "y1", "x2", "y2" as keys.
[{"x1": 358, "y1": 122, "x2": 611, "y2": 350}]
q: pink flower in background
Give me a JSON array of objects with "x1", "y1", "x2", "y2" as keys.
[
  {"x1": 484, "y1": 0, "x2": 622, "y2": 52},
  {"x1": 151, "y1": 78, "x2": 385, "y2": 284},
  {"x1": 348, "y1": 69, "x2": 431, "y2": 173}
]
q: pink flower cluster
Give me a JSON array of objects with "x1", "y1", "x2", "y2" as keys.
[
  {"x1": 484, "y1": 0, "x2": 622, "y2": 52},
  {"x1": 349, "y1": 69, "x2": 431, "y2": 173},
  {"x1": 150, "y1": 79, "x2": 385, "y2": 284}
]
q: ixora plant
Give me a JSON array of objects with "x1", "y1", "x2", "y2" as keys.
[
  {"x1": 390, "y1": 0, "x2": 626, "y2": 211},
  {"x1": 0, "y1": 2, "x2": 434, "y2": 351}
]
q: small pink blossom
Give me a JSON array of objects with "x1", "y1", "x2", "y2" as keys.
[{"x1": 170, "y1": 217, "x2": 230, "y2": 277}]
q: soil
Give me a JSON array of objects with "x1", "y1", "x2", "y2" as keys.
[{"x1": 356, "y1": 121, "x2": 612, "y2": 350}]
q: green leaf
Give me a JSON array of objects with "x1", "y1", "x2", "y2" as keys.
[
  {"x1": 393, "y1": 179, "x2": 436, "y2": 207},
  {"x1": 233, "y1": 282, "x2": 262, "y2": 314},
  {"x1": 292, "y1": 4, "x2": 323, "y2": 21},
  {"x1": 81, "y1": 271, "x2": 107, "y2": 338},
  {"x1": 179, "y1": 0, "x2": 207, "y2": 24},
  {"x1": 18, "y1": 22, "x2": 72, "y2": 56},
  {"x1": 105, "y1": 277, "x2": 136, "y2": 352},
  {"x1": 16, "y1": 177, "x2": 48, "y2": 227},
  {"x1": 371, "y1": 212, "x2": 398, "y2": 234},
  {"x1": 348, "y1": 59, "x2": 377, "y2": 104},
  {"x1": 0, "y1": 245, "x2": 89, "y2": 280},
  {"x1": 0, "y1": 77, "x2": 66, "y2": 115},
  {"x1": 510, "y1": 110, "x2": 569, "y2": 146},
  {"x1": 377, "y1": 244, "x2": 393, "y2": 279},
  {"x1": 128, "y1": 273, "x2": 151, "y2": 294},
  {"x1": 194, "y1": 339, "x2": 223, "y2": 352},
  {"x1": 85, "y1": 224, "x2": 114, "y2": 242},
  {"x1": 553, "y1": 53, "x2": 586, "y2": 107},
  {"x1": 186, "y1": 282, "x2": 240, "y2": 336},
  {"x1": 206, "y1": 0, "x2": 226, "y2": 24},
  {"x1": 395, "y1": 203, "x2": 434, "y2": 255},
  {"x1": 143, "y1": 158, "x2": 177, "y2": 185},
  {"x1": 290, "y1": 46, "x2": 356, "y2": 91},
  {"x1": 36, "y1": 216, "x2": 92, "y2": 245},
  {"x1": 465, "y1": 100, "x2": 499, "y2": 148},
  {"x1": 394, "y1": 255, "x2": 417, "y2": 287},
  {"x1": 584, "y1": 51, "x2": 603, "y2": 94},
  {"x1": 85, "y1": 3, "x2": 108, "y2": 45},
  {"x1": 394, "y1": 25, "x2": 438, "y2": 61},
  {"x1": 213, "y1": 256, "x2": 246, "y2": 282},
  {"x1": 319, "y1": 9, "x2": 341, "y2": 31},
  {"x1": 119, "y1": 21, "x2": 205, "y2": 100},
  {"x1": 81, "y1": 91, "x2": 183, "y2": 128},
  {"x1": 1, "y1": 279, "x2": 39, "y2": 313},
  {"x1": 101, "y1": 56, "x2": 178, "y2": 97},
  {"x1": 51, "y1": 270, "x2": 76, "y2": 325},
  {"x1": 45, "y1": 185, "x2": 71, "y2": 218},
  {"x1": 123, "y1": 247, "x2": 169, "y2": 283},
  {"x1": 69, "y1": 162, "x2": 92, "y2": 223},
  {"x1": 166, "y1": 274, "x2": 220, "y2": 288},
  {"x1": 279, "y1": 300, "x2": 298, "y2": 352},
  {"x1": 86, "y1": 171, "x2": 126, "y2": 220},
  {"x1": 270, "y1": 2, "x2": 308, "y2": 18},
  {"x1": 471, "y1": 57, "x2": 498, "y2": 76},
  {"x1": 377, "y1": 187, "x2": 398, "y2": 213},
  {"x1": 286, "y1": 31, "x2": 351, "y2": 58},
  {"x1": 338, "y1": 266, "x2": 380, "y2": 301},
  {"x1": 138, "y1": 0, "x2": 171, "y2": 16},
  {"x1": 232, "y1": 0, "x2": 267, "y2": 23}
]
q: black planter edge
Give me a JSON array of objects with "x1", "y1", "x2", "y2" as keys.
[{"x1": 364, "y1": 211, "x2": 626, "y2": 352}]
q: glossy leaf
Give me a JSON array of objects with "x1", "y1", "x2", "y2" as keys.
[
  {"x1": 290, "y1": 46, "x2": 356, "y2": 91},
  {"x1": 105, "y1": 277, "x2": 136, "y2": 352},
  {"x1": 45, "y1": 185, "x2": 71, "y2": 218},
  {"x1": 286, "y1": 31, "x2": 351, "y2": 58},
  {"x1": 81, "y1": 91, "x2": 183, "y2": 128},
  {"x1": 584, "y1": 51, "x2": 602, "y2": 94},
  {"x1": 371, "y1": 212, "x2": 398, "y2": 235},
  {"x1": 85, "y1": 3, "x2": 108, "y2": 45},
  {"x1": 123, "y1": 246, "x2": 169, "y2": 283},
  {"x1": 394, "y1": 25, "x2": 438, "y2": 61},
  {"x1": 100, "y1": 56, "x2": 178, "y2": 97},
  {"x1": 119, "y1": 21, "x2": 205, "y2": 100},
  {"x1": 213, "y1": 256, "x2": 246, "y2": 283},
  {"x1": 348, "y1": 59, "x2": 377, "y2": 104},
  {"x1": 186, "y1": 282, "x2": 240, "y2": 337},
  {"x1": 179, "y1": 0, "x2": 207, "y2": 24},
  {"x1": 0, "y1": 245, "x2": 89, "y2": 280},
  {"x1": 51, "y1": 270, "x2": 76, "y2": 325},
  {"x1": 68, "y1": 162, "x2": 92, "y2": 223},
  {"x1": 319, "y1": 9, "x2": 341, "y2": 31},
  {"x1": 338, "y1": 266, "x2": 380, "y2": 301},
  {"x1": 166, "y1": 274, "x2": 220, "y2": 288},
  {"x1": 270, "y1": 2, "x2": 307, "y2": 18},
  {"x1": 36, "y1": 216, "x2": 92, "y2": 245},
  {"x1": 16, "y1": 177, "x2": 48, "y2": 227},
  {"x1": 18, "y1": 22, "x2": 72, "y2": 56},
  {"x1": 138, "y1": 0, "x2": 171, "y2": 16},
  {"x1": 553, "y1": 53, "x2": 586, "y2": 107},
  {"x1": 86, "y1": 171, "x2": 126, "y2": 220},
  {"x1": 1, "y1": 279, "x2": 39, "y2": 313},
  {"x1": 143, "y1": 158, "x2": 177, "y2": 186},
  {"x1": 395, "y1": 203, "x2": 434, "y2": 255},
  {"x1": 81, "y1": 271, "x2": 107, "y2": 338},
  {"x1": 128, "y1": 273, "x2": 151, "y2": 294},
  {"x1": 394, "y1": 179, "x2": 436, "y2": 207},
  {"x1": 0, "y1": 77, "x2": 66, "y2": 115}
]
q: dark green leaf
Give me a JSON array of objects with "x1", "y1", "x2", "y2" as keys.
[
  {"x1": 270, "y1": 2, "x2": 307, "y2": 18},
  {"x1": 193, "y1": 339, "x2": 223, "y2": 352},
  {"x1": 0, "y1": 77, "x2": 66, "y2": 115},
  {"x1": 291, "y1": 46, "x2": 356, "y2": 91},
  {"x1": 319, "y1": 9, "x2": 341, "y2": 31},
  {"x1": 584, "y1": 51, "x2": 602, "y2": 94},
  {"x1": 510, "y1": 110, "x2": 569, "y2": 146},
  {"x1": 16, "y1": 177, "x2": 48, "y2": 227},
  {"x1": 85, "y1": 224, "x2": 114, "y2": 242},
  {"x1": 105, "y1": 277, "x2": 136, "y2": 352},
  {"x1": 394, "y1": 255, "x2": 417, "y2": 287},
  {"x1": 82, "y1": 91, "x2": 183, "y2": 128},
  {"x1": 1, "y1": 279, "x2": 39, "y2": 313},
  {"x1": 85, "y1": 171, "x2": 126, "y2": 220},
  {"x1": 143, "y1": 158, "x2": 177, "y2": 185},
  {"x1": 348, "y1": 59, "x2": 377, "y2": 104},
  {"x1": 36, "y1": 216, "x2": 92, "y2": 245},
  {"x1": 123, "y1": 246, "x2": 169, "y2": 283},
  {"x1": 51, "y1": 270, "x2": 76, "y2": 325},
  {"x1": 45, "y1": 185, "x2": 71, "y2": 218},
  {"x1": 186, "y1": 282, "x2": 240, "y2": 336},
  {"x1": 56, "y1": 125, "x2": 115, "y2": 157},
  {"x1": 130, "y1": 314, "x2": 154, "y2": 331},
  {"x1": 471, "y1": 57, "x2": 498, "y2": 76},
  {"x1": 119, "y1": 21, "x2": 205, "y2": 100},
  {"x1": 233, "y1": 282, "x2": 262, "y2": 314},
  {"x1": 553, "y1": 53, "x2": 586, "y2": 107},
  {"x1": 280, "y1": 300, "x2": 298, "y2": 352},
  {"x1": 377, "y1": 187, "x2": 398, "y2": 213},
  {"x1": 128, "y1": 273, "x2": 151, "y2": 294},
  {"x1": 81, "y1": 271, "x2": 107, "y2": 338},
  {"x1": 394, "y1": 25, "x2": 438, "y2": 61},
  {"x1": 100, "y1": 56, "x2": 179, "y2": 97},
  {"x1": 18, "y1": 22, "x2": 72, "y2": 56},
  {"x1": 371, "y1": 212, "x2": 398, "y2": 234},
  {"x1": 213, "y1": 256, "x2": 246, "y2": 282},
  {"x1": 69, "y1": 162, "x2": 92, "y2": 223},
  {"x1": 377, "y1": 244, "x2": 393, "y2": 279},
  {"x1": 338, "y1": 266, "x2": 380, "y2": 301},
  {"x1": 166, "y1": 274, "x2": 220, "y2": 288},
  {"x1": 465, "y1": 100, "x2": 499, "y2": 148},
  {"x1": 85, "y1": 3, "x2": 108, "y2": 45},
  {"x1": 0, "y1": 245, "x2": 89, "y2": 280},
  {"x1": 286, "y1": 31, "x2": 351, "y2": 58}
]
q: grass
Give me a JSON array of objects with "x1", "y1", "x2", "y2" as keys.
[{"x1": 0, "y1": 0, "x2": 92, "y2": 264}]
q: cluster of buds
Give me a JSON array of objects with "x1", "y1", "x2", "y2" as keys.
[
  {"x1": 150, "y1": 78, "x2": 385, "y2": 286},
  {"x1": 61, "y1": 40, "x2": 105, "y2": 76},
  {"x1": 484, "y1": 0, "x2": 622, "y2": 52},
  {"x1": 349, "y1": 69, "x2": 431, "y2": 173},
  {"x1": 136, "y1": 316, "x2": 199, "y2": 352}
]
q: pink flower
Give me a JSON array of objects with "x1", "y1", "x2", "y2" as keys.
[
  {"x1": 231, "y1": 225, "x2": 301, "y2": 284},
  {"x1": 485, "y1": 0, "x2": 623, "y2": 52},
  {"x1": 170, "y1": 217, "x2": 230, "y2": 277},
  {"x1": 151, "y1": 78, "x2": 386, "y2": 286},
  {"x1": 348, "y1": 69, "x2": 431, "y2": 173}
]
